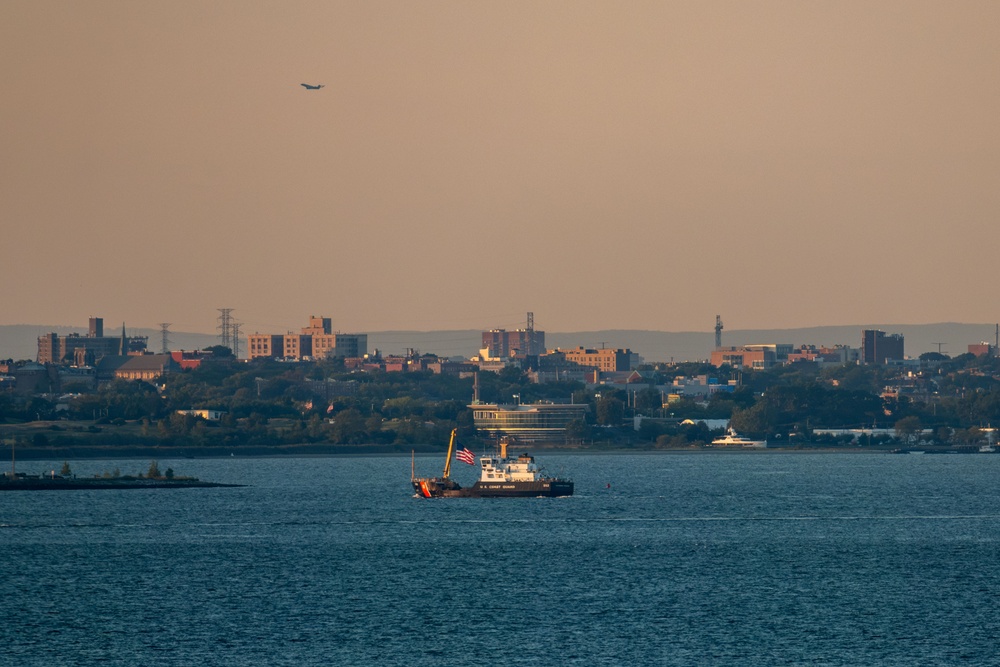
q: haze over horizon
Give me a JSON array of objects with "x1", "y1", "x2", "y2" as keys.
[{"x1": 4, "y1": 2, "x2": 998, "y2": 336}]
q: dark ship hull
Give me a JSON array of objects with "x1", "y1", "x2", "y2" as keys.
[{"x1": 413, "y1": 478, "x2": 573, "y2": 498}]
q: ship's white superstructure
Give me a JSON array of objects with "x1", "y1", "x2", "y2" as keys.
[{"x1": 478, "y1": 442, "x2": 543, "y2": 482}]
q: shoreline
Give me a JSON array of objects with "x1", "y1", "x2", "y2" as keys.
[
  {"x1": 3, "y1": 443, "x2": 931, "y2": 461},
  {"x1": 0, "y1": 477, "x2": 244, "y2": 490}
]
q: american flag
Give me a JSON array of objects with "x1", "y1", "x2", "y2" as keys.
[{"x1": 455, "y1": 447, "x2": 476, "y2": 465}]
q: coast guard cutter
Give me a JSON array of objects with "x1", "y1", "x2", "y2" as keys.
[{"x1": 412, "y1": 429, "x2": 573, "y2": 498}]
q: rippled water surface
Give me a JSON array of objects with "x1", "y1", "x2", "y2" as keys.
[{"x1": 4, "y1": 452, "x2": 1000, "y2": 666}]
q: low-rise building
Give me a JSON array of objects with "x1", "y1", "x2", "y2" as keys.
[
  {"x1": 528, "y1": 368, "x2": 596, "y2": 384},
  {"x1": 969, "y1": 342, "x2": 997, "y2": 357},
  {"x1": 170, "y1": 350, "x2": 216, "y2": 370},
  {"x1": 10, "y1": 362, "x2": 54, "y2": 394},
  {"x1": 425, "y1": 360, "x2": 477, "y2": 375},
  {"x1": 248, "y1": 316, "x2": 367, "y2": 361},
  {"x1": 668, "y1": 375, "x2": 737, "y2": 399},
  {"x1": 474, "y1": 357, "x2": 522, "y2": 373},
  {"x1": 176, "y1": 409, "x2": 226, "y2": 421},
  {"x1": 711, "y1": 344, "x2": 793, "y2": 369},
  {"x1": 96, "y1": 354, "x2": 178, "y2": 382},
  {"x1": 553, "y1": 347, "x2": 638, "y2": 373},
  {"x1": 787, "y1": 345, "x2": 860, "y2": 365},
  {"x1": 37, "y1": 317, "x2": 148, "y2": 364}
]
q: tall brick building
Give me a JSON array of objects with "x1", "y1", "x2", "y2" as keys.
[{"x1": 862, "y1": 329, "x2": 904, "y2": 364}]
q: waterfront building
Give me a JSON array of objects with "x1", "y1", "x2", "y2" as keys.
[{"x1": 469, "y1": 401, "x2": 589, "y2": 443}]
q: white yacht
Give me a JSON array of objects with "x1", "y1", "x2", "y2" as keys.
[{"x1": 711, "y1": 429, "x2": 767, "y2": 448}]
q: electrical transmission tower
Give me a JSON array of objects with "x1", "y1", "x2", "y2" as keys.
[
  {"x1": 158, "y1": 323, "x2": 172, "y2": 354},
  {"x1": 715, "y1": 315, "x2": 724, "y2": 349},
  {"x1": 231, "y1": 321, "x2": 243, "y2": 359},
  {"x1": 217, "y1": 308, "x2": 235, "y2": 351}
]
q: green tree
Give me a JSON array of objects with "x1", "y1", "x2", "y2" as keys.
[
  {"x1": 637, "y1": 418, "x2": 664, "y2": 442},
  {"x1": 894, "y1": 415, "x2": 922, "y2": 443},
  {"x1": 633, "y1": 387, "x2": 663, "y2": 413},
  {"x1": 730, "y1": 403, "x2": 769, "y2": 436},
  {"x1": 595, "y1": 396, "x2": 625, "y2": 426},
  {"x1": 564, "y1": 419, "x2": 591, "y2": 442},
  {"x1": 329, "y1": 408, "x2": 366, "y2": 444},
  {"x1": 954, "y1": 427, "x2": 984, "y2": 447}
]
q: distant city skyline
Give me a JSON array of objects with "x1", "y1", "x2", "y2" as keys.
[
  {"x1": 3, "y1": 320, "x2": 997, "y2": 366},
  {"x1": 3, "y1": 2, "x2": 999, "y2": 335}
]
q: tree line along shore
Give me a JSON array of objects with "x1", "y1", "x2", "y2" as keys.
[{"x1": 3, "y1": 351, "x2": 1000, "y2": 457}]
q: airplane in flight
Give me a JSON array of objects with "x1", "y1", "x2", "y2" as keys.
[{"x1": 300, "y1": 83, "x2": 325, "y2": 90}]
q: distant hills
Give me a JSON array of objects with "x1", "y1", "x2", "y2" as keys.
[{"x1": 2, "y1": 322, "x2": 996, "y2": 364}]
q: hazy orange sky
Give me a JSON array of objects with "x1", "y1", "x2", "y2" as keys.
[{"x1": 3, "y1": 1, "x2": 998, "y2": 336}]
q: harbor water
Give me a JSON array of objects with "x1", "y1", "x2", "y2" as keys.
[{"x1": 3, "y1": 451, "x2": 1000, "y2": 666}]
